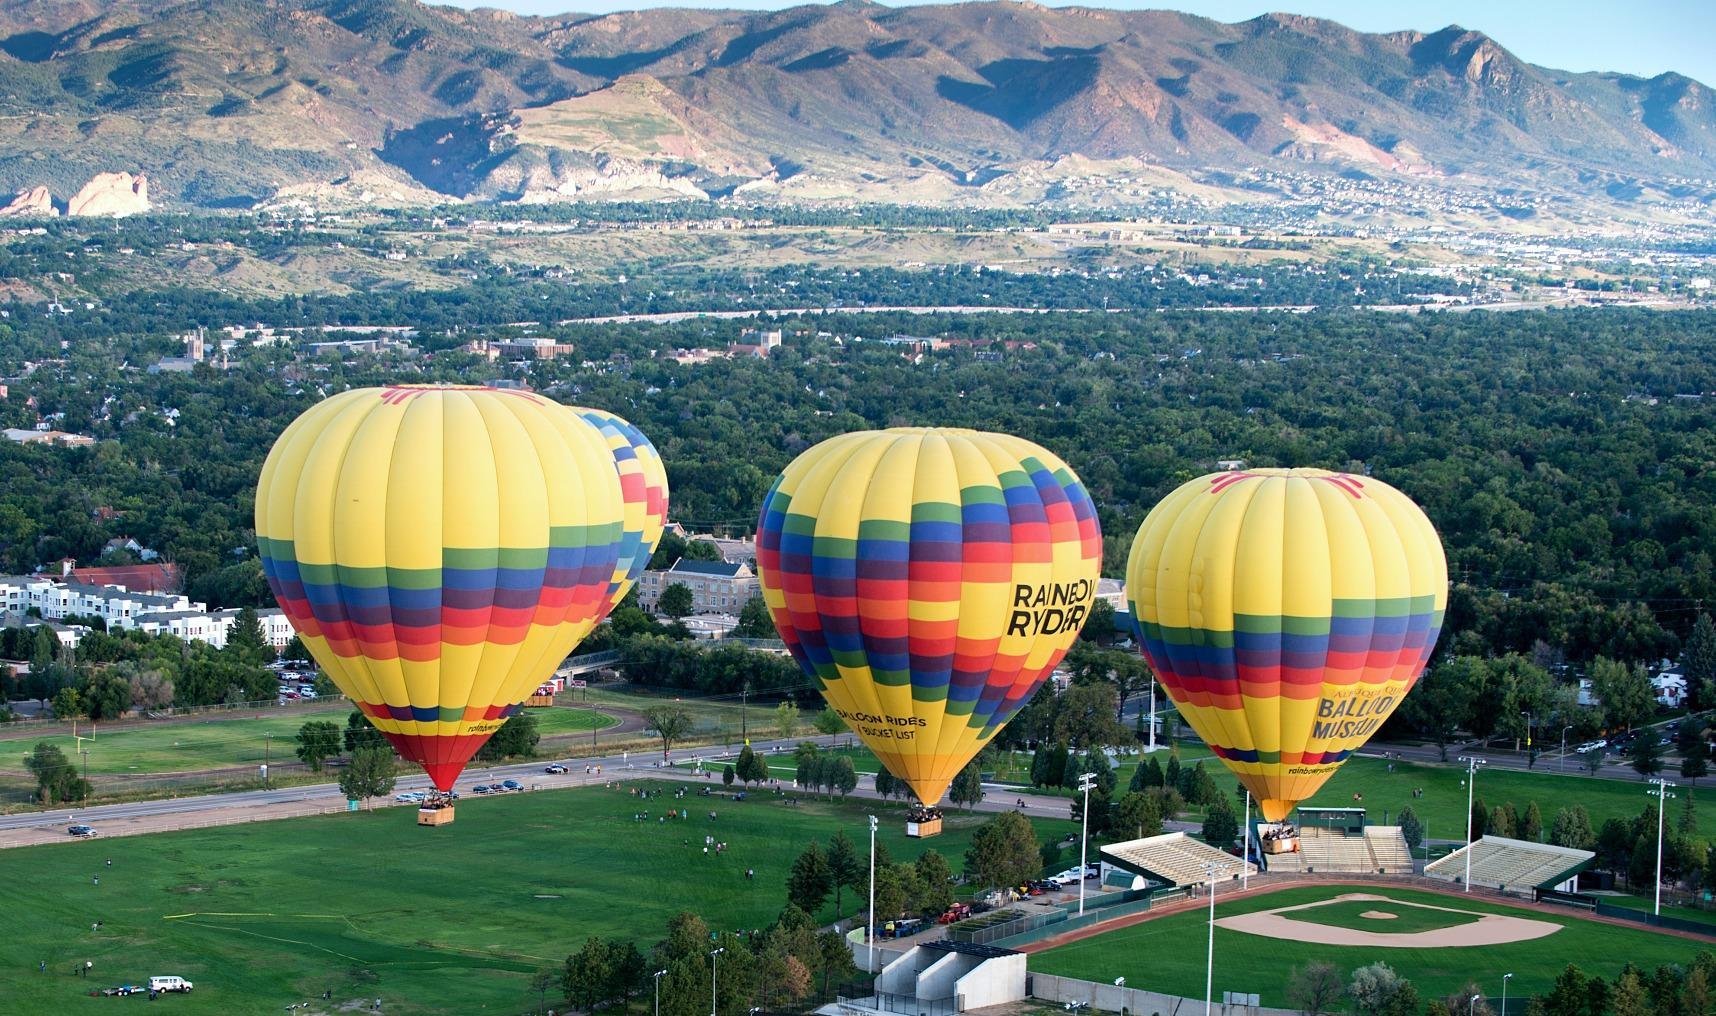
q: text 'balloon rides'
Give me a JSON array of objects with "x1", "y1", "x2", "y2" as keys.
[
  {"x1": 256, "y1": 385, "x2": 627, "y2": 791},
  {"x1": 1125, "y1": 468, "x2": 1447, "y2": 822},
  {"x1": 756, "y1": 428, "x2": 1102, "y2": 807},
  {"x1": 574, "y1": 406, "x2": 670, "y2": 623}
]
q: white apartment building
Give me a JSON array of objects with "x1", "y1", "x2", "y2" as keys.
[{"x1": 637, "y1": 559, "x2": 761, "y2": 615}]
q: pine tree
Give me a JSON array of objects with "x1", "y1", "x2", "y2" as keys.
[
  {"x1": 786, "y1": 843, "x2": 833, "y2": 917},
  {"x1": 825, "y1": 831, "x2": 863, "y2": 918},
  {"x1": 1520, "y1": 800, "x2": 1543, "y2": 842},
  {"x1": 1686, "y1": 612, "x2": 1716, "y2": 712}
]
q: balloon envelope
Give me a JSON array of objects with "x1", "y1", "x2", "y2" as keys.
[
  {"x1": 573, "y1": 407, "x2": 669, "y2": 622},
  {"x1": 256, "y1": 385, "x2": 626, "y2": 790},
  {"x1": 1125, "y1": 468, "x2": 1447, "y2": 821},
  {"x1": 756, "y1": 427, "x2": 1102, "y2": 806}
]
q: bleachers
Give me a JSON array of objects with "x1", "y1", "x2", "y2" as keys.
[
  {"x1": 1255, "y1": 827, "x2": 1415, "y2": 874},
  {"x1": 1425, "y1": 835, "x2": 1594, "y2": 891},
  {"x1": 1364, "y1": 827, "x2": 1415, "y2": 874},
  {"x1": 1101, "y1": 832, "x2": 1256, "y2": 888}
]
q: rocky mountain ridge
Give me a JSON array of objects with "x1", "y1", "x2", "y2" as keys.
[{"x1": 0, "y1": 0, "x2": 1712, "y2": 211}]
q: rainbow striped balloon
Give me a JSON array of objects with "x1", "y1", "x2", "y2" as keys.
[
  {"x1": 574, "y1": 407, "x2": 669, "y2": 622},
  {"x1": 256, "y1": 386, "x2": 626, "y2": 791},
  {"x1": 1125, "y1": 469, "x2": 1447, "y2": 822},
  {"x1": 756, "y1": 428, "x2": 1102, "y2": 807}
]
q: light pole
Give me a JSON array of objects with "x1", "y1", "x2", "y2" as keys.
[
  {"x1": 708, "y1": 947, "x2": 724, "y2": 1016},
  {"x1": 1469, "y1": 994, "x2": 1480, "y2": 1015},
  {"x1": 1458, "y1": 755, "x2": 1486, "y2": 892},
  {"x1": 1147, "y1": 676, "x2": 1158, "y2": 753},
  {"x1": 867, "y1": 814, "x2": 878, "y2": 972},
  {"x1": 1241, "y1": 790, "x2": 1251, "y2": 891},
  {"x1": 653, "y1": 968, "x2": 667, "y2": 1016},
  {"x1": 1648, "y1": 778, "x2": 1677, "y2": 917},
  {"x1": 1502, "y1": 972, "x2": 1512, "y2": 1016},
  {"x1": 1204, "y1": 861, "x2": 1219, "y2": 1016},
  {"x1": 1559, "y1": 726, "x2": 1572, "y2": 773},
  {"x1": 1077, "y1": 772, "x2": 1096, "y2": 916},
  {"x1": 1520, "y1": 711, "x2": 1533, "y2": 763}
]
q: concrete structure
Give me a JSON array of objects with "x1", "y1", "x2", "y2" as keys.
[
  {"x1": 680, "y1": 613, "x2": 740, "y2": 640},
  {"x1": 0, "y1": 574, "x2": 292, "y2": 649},
  {"x1": 1101, "y1": 831, "x2": 1256, "y2": 888},
  {"x1": 638, "y1": 559, "x2": 760, "y2": 615},
  {"x1": 3, "y1": 428, "x2": 94, "y2": 446},
  {"x1": 869, "y1": 941, "x2": 1025, "y2": 1014}
]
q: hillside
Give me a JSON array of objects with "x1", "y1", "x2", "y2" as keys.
[{"x1": 1, "y1": 0, "x2": 1714, "y2": 210}]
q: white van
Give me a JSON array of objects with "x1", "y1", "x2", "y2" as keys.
[{"x1": 147, "y1": 975, "x2": 193, "y2": 993}]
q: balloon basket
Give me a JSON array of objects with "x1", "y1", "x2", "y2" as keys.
[
  {"x1": 418, "y1": 805, "x2": 455, "y2": 827},
  {"x1": 905, "y1": 817, "x2": 942, "y2": 838}
]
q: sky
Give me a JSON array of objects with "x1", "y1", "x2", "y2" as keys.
[{"x1": 441, "y1": 0, "x2": 1716, "y2": 87}]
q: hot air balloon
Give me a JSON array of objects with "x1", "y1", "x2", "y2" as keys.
[
  {"x1": 573, "y1": 407, "x2": 670, "y2": 622},
  {"x1": 1124, "y1": 468, "x2": 1447, "y2": 823},
  {"x1": 756, "y1": 428, "x2": 1103, "y2": 813},
  {"x1": 255, "y1": 385, "x2": 627, "y2": 805}
]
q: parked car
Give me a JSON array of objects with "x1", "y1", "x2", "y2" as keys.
[
  {"x1": 147, "y1": 975, "x2": 193, "y2": 994},
  {"x1": 471, "y1": 784, "x2": 491, "y2": 795},
  {"x1": 1027, "y1": 879, "x2": 1060, "y2": 894},
  {"x1": 394, "y1": 791, "x2": 426, "y2": 803},
  {"x1": 501, "y1": 779, "x2": 523, "y2": 791},
  {"x1": 486, "y1": 783, "x2": 505, "y2": 793},
  {"x1": 936, "y1": 903, "x2": 972, "y2": 924},
  {"x1": 544, "y1": 764, "x2": 568, "y2": 774},
  {"x1": 67, "y1": 824, "x2": 97, "y2": 838},
  {"x1": 1052, "y1": 868, "x2": 1083, "y2": 887}
]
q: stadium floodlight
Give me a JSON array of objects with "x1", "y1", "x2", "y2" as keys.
[
  {"x1": 1648, "y1": 779, "x2": 1677, "y2": 917},
  {"x1": 1204, "y1": 860, "x2": 1221, "y2": 1016},
  {"x1": 1115, "y1": 977, "x2": 1125, "y2": 987},
  {"x1": 1502, "y1": 972, "x2": 1513, "y2": 1015},
  {"x1": 867, "y1": 814, "x2": 879, "y2": 973},
  {"x1": 1468, "y1": 995, "x2": 1480, "y2": 1015},
  {"x1": 1457, "y1": 756, "x2": 1487, "y2": 893},
  {"x1": 708, "y1": 947, "x2": 724, "y2": 1016},
  {"x1": 1078, "y1": 773, "x2": 1097, "y2": 916}
]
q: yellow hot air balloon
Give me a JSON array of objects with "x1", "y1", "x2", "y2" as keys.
[
  {"x1": 1125, "y1": 468, "x2": 1447, "y2": 822},
  {"x1": 573, "y1": 406, "x2": 670, "y2": 621},
  {"x1": 255, "y1": 385, "x2": 626, "y2": 792},
  {"x1": 756, "y1": 428, "x2": 1103, "y2": 807}
]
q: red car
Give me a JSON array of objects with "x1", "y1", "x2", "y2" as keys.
[{"x1": 937, "y1": 904, "x2": 972, "y2": 924}]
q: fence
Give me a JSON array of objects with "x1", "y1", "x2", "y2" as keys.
[
  {"x1": 1593, "y1": 901, "x2": 1716, "y2": 939},
  {"x1": 1028, "y1": 971, "x2": 1298, "y2": 1016}
]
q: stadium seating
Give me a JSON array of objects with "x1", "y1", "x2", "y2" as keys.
[
  {"x1": 1364, "y1": 827, "x2": 1415, "y2": 874},
  {"x1": 1101, "y1": 832, "x2": 1256, "y2": 887},
  {"x1": 1424, "y1": 835, "x2": 1594, "y2": 891},
  {"x1": 1256, "y1": 827, "x2": 1415, "y2": 874}
]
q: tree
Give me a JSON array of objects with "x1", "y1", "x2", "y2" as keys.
[
  {"x1": 1131, "y1": 755, "x2": 1164, "y2": 792},
  {"x1": 775, "y1": 701, "x2": 799, "y2": 740},
  {"x1": 528, "y1": 969, "x2": 556, "y2": 1014},
  {"x1": 828, "y1": 755, "x2": 858, "y2": 798},
  {"x1": 1542, "y1": 964, "x2": 1599, "y2": 1016},
  {"x1": 874, "y1": 767, "x2": 900, "y2": 799},
  {"x1": 1678, "y1": 717, "x2": 1709, "y2": 785},
  {"x1": 50, "y1": 685, "x2": 82, "y2": 721},
  {"x1": 344, "y1": 709, "x2": 386, "y2": 752},
  {"x1": 1470, "y1": 795, "x2": 1489, "y2": 840},
  {"x1": 1439, "y1": 986, "x2": 1495, "y2": 1016},
  {"x1": 1551, "y1": 806, "x2": 1596, "y2": 851},
  {"x1": 338, "y1": 745, "x2": 396, "y2": 807},
  {"x1": 914, "y1": 850, "x2": 955, "y2": 916},
  {"x1": 1408, "y1": 656, "x2": 1483, "y2": 760},
  {"x1": 1079, "y1": 597, "x2": 1116, "y2": 642},
  {"x1": 872, "y1": 862, "x2": 918, "y2": 923},
  {"x1": 1611, "y1": 970, "x2": 1650, "y2": 1016},
  {"x1": 1629, "y1": 725, "x2": 1664, "y2": 777},
  {"x1": 1202, "y1": 794, "x2": 1239, "y2": 848},
  {"x1": 1686, "y1": 612, "x2": 1716, "y2": 712},
  {"x1": 1347, "y1": 962, "x2": 1420, "y2": 1016},
  {"x1": 812, "y1": 706, "x2": 844, "y2": 737},
  {"x1": 1521, "y1": 800, "x2": 1544, "y2": 842},
  {"x1": 226, "y1": 605, "x2": 269, "y2": 662},
  {"x1": 1165, "y1": 752, "x2": 1182, "y2": 797},
  {"x1": 1489, "y1": 803, "x2": 1515, "y2": 839},
  {"x1": 564, "y1": 936, "x2": 618, "y2": 1013},
  {"x1": 964, "y1": 810, "x2": 1041, "y2": 891},
  {"x1": 786, "y1": 842, "x2": 832, "y2": 916},
  {"x1": 1053, "y1": 681, "x2": 1129, "y2": 748},
  {"x1": 1031, "y1": 741, "x2": 1069, "y2": 788},
  {"x1": 1582, "y1": 745, "x2": 1606, "y2": 777},
  {"x1": 24, "y1": 740, "x2": 88, "y2": 803},
  {"x1": 1398, "y1": 806, "x2": 1424, "y2": 850},
  {"x1": 1112, "y1": 791, "x2": 1164, "y2": 840},
  {"x1": 826, "y1": 831, "x2": 864, "y2": 918},
  {"x1": 294, "y1": 719, "x2": 342, "y2": 771},
  {"x1": 949, "y1": 762, "x2": 985, "y2": 811},
  {"x1": 733, "y1": 595, "x2": 775, "y2": 639},
  {"x1": 79, "y1": 670, "x2": 132, "y2": 720},
  {"x1": 722, "y1": 762, "x2": 735, "y2": 786},
  {"x1": 123, "y1": 664, "x2": 173, "y2": 710},
  {"x1": 1591, "y1": 657, "x2": 1654, "y2": 732},
  {"x1": 1182, "y1": 761, "x2": 1220, "y2": 807},
  {"x1": 476, "y1": 711, "x2": 540, "y2": 761},
  {"x1": 1286, "y1": 961, "x2": 1344, "y2": 1016},
  {"x1": 279, "y1": 634, "x2": 312, "y2": 666},
  {"x1": 1597, "y1": 818, "x2": 1634, "y2": 874},
  {"x1": 657, "y1": 582, "x2": 694, "y2": 618},
  {"x1": 735, "y1": 743, "x2": 766, "y2": 785},
  {"x1": 644, "y1": 704, "x2": 693, "y2": 754},
  {"x1": 1679, "y1": 788, "x2": 1697, "y2": 836}
]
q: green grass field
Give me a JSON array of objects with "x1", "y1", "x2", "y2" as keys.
[
  {"x1": 1028, "y1": 885, "x2": 1708, "y2": 1007},
  {"x1": 1280, "y1": 897, "x2": 1480, "y2": 934},
  {"x1": 2, "y1": 779, "x2": 1076, "y2": 1015},
  {"x1": 4, "y1": 706, "x2": 613, "y2": 777}
]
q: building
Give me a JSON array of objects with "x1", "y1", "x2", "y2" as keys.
[
  {"x1": 686, "y1": 533, "x2": 757, "y2": 565},
  {"x1": 69, "y1": 561, "x2": 182, "y2": 594},
  {"x1": 487, "y1": 337, "x2": 577, "y2": 360},
  {"x1": 0, "y1": 573, "x2": 291, "y2": 649},
  {"x1": 3, "y1": 428, "x2": 94, "y2": 447},
  {"x1": 637, "y1": 559, "x2": 760, "y2": 615}
]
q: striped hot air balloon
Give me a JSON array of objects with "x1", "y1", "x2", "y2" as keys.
[
  {"x1": 1125, "y1": 468, "x2": 1447, "y2": 822},
  {"x1": 573, "y1": 407, "x2": 669, "y2": 622},
  {"x1": 255, "y1": 385, "x2": 626, "y2": 792},
  {"x1": 756, "y1": 428, "x2": 1103, "y2": 807}
]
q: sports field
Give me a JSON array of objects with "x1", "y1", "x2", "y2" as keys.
[
  {"x1": 1028, "y1": 885, "x2": 1707, "y2": 1006},
  {"x1": 2, "y1": 779, "x2": 1076, "y2": 1015},
  {"x1": 1281, "y1": 897, "x2": 1481, "y2": 935},
  {"x1": 2, "y1": 705, "x2": 614, "y2": 777}
]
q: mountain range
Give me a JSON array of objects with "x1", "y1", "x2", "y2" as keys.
[{"x1": 1, "y1": 0, "x2": 1714, "y2": 211}]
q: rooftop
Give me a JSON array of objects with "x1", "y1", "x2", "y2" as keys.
[{"x1": 665, "y1": 559, "x2": 748, "y2": 578}]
